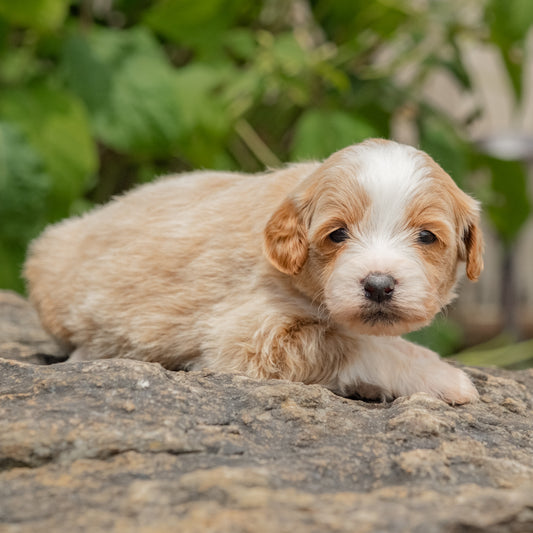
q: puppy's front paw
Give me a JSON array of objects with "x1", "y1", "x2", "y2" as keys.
[
  {"x1": 440, "y1": 367, "x2": 479, "y2": 405},
  {"x1": 426, "y1": 363, "x2": 479, "y2": 405}
]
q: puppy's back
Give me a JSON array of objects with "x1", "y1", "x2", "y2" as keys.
[{"x1": 24, "y1": 164, "x2": 317, "y2": 361}]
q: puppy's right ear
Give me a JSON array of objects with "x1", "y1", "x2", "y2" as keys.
[{"x1": 264, "y1": 198, "x2": 308, "y2": 275}]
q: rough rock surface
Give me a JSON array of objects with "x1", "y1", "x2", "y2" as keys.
[
  {"x1": 0, "y1": 290, "x2": 532, "y2": 532},
  {"x1": 0, "y1": 291, "x2": 65, "y2": 365}
]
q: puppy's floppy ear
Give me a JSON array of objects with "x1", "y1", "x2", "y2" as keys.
[
  {"x1": 464, "y1": 218, "x2": 484, "y2": 281},
  {"x1": 457, "y1": 198, "x2": 484, "y2": 281},
  {"x1": 264, "y1": 198, "x2": 308, "y2": 275}
]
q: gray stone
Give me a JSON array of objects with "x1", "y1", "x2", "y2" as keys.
[
  {"x1": 0, "y1": 290, "x2": 532, "y2": 532},
  {"x1": 0, "y1": 291, "x2": 63, "y2": 364}
]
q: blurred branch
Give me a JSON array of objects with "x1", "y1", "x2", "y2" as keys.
[
  {"x1": 234, "y1": 119, "x2": 281, "y2": 168},
  {"x1": 80, "y1": 0, "x2": 94, "y2": 30}
]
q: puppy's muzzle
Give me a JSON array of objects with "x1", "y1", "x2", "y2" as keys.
[{"x1": 362, "y1": 273, "x2": 395, "y2": 304}]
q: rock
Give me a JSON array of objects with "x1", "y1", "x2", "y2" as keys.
[
  {"x1": 0, "y1": 291, "x2": 532, "y2": 532},
  {"x1": 0, "y1": 291, "x2": 64, "y2": 364}
]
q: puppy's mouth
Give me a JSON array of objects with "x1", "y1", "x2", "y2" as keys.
[
  {"x1": 349, "y1": 300, "x2": 432, "y2": 336},
  {"x1": 348, "y1": 300, "x2": 417, "y2": 335},
  {"x1": 359, "y1": 297, "x2": 407, "y2": 327},
  {"x1": 361, "y1": 308, "x2": 400, "y2": 327}
]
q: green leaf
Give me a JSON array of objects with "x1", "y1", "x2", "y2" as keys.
[
  {"x1": 0, "y1": 121, "x2": 50, "y2": 240},
  {"x1": 486, "y1": 0, "x2": 533, "y2": 99},
  {"x1": 172, "y1": 63, "x2": 234, "y2": 167},
  {"x1": 418, "y1": 114, "x2": 470, "y2": 187},
  {"x1": 61, "y1": 27, "x2": 186, "y2": 158},
  {"x1": 0, "y1": 46, "x2": 41, "y2": 85},
  {"x1": 144, "y1": 0, "x2": 246, "y2": 55},
  {"x1": 454, "y1": 337, "x2": 533, "y2": 370},
  {"x1": 482, "y1": 157, "x2": 531, "y2": 247},
  {"x1": 223, "y1": 28, "x2": 257, "y2": 61},
  {"x1": 174, "y1": 63, "x2": 233, "y2": 131},
  {"x1": 501, "y1": 53, "x2": 524, "y2": 102},
  {"x1": 0, "y1": 241, "x2": 26, "y2": 292},
  {"x1": 0, "y1": 121, "x2": 50, "y2": 291},
  {"x1": 0, "y1": 83, "x2": 97, "y2": 219},
  {"x1": 431, "y1": 41, "x2": 472, "y2": 91},
  {"x1": 272, "y1": 33, "x2": 309, "y2": 76},
  {"x1": 486, "y1": 0, "x2": 533, "y2": 47},
  {"x1": 404, "y1": 317, "x2": 463, "y2": 357},
  {"x1": 313, "y1": 0, "x2": 407, "y2": 46},
  {"x1": 0, "y1": 0, "x2": 69, "y2": 30},
  {"x1": 291, "y1": 109, "x2": 378, "y2": 160}
]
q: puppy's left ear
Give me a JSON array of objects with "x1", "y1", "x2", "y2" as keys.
[
  {"x1": 459, "y1": 198, "x2": 484, "y2": 281},
  {"x1": 264, "y1": 198, "x2": 308, "y2": 275},
  {"x1": 464, "y1": 218, "x2": 484, "y2": 281}
]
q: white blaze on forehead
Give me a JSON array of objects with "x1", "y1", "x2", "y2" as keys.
[{"x1": 341, "y1": 141, "x2": 430, "y2": 238}]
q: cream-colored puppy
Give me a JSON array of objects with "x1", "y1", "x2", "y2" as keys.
[{"x1": 25, "y1": 139, "x2": 483, "y2": 404}]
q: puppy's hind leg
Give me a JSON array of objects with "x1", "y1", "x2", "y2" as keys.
[
  {"x1": 66, "y1": 345, "x2": 92, "y2": 363},
  {"x1": 32, "y1": 337, "x2": 72, "y2": 365}
]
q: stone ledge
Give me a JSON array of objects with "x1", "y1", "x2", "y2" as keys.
[{"x1": 1, "y1": 290, "x2": 532, "y2": 532}]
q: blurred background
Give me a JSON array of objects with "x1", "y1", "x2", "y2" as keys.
[{"x1": 0, "y1": 0, "x2": 532, "y2": 367}]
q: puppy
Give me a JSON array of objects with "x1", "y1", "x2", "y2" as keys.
[{"x1": 25, "y1": 139, "x2": 483, "y2": 404}]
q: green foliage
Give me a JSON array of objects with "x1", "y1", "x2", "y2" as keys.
[
  {"x1": 0, "y1": 83, "x2": 97, "y2": 218},
  {"x1": 0, "y1": 0, "x2": 531, "y2": 364},
  {"x1": 144, "y1": 0, "x2": 256, "y2": 57},
  {"x1": 405, "y1": 316, "x2": 464, "y2": 357},
  {"x1": 454, "y1": 337, "x2": 533, "y2": 370},
  {"x1": 0, "y1": 121, "x2": 50, "y2": 291},
  {"x1": 486, "y1": 0, "x2": 533, "y2": 99},
  {"x1": 476, "y1": 156, "x2": 531, "y2": 248},
  {"x1": 62, "y1": 27, "x2": 186, "y2": 157},
  {"x1": 418, "y1": 114, "x2": 470, "y2": 187},
  {"x1": 292, "y1": 109, "x2": 378, "y2": 160},
  {"x1": 0, "y1": 0, "x2": 69, "y2": 31}
]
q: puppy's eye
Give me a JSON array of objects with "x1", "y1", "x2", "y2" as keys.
[
  {"x1": 329, "y1": 228, "x2": 350, "y2": 243},
  {"x1": 418, "y1": 230, "x2": 437, "y2": 245}
]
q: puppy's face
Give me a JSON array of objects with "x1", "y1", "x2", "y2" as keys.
[{"x1": 264, "y1": 139, "x2": 483, "y2": 335}]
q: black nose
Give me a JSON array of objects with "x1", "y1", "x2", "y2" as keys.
[{"x1": 362, "y1": 273, "x2": 395, "y2": 303}]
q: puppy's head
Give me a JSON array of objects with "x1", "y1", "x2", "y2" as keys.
[{"x1": 264, "y1": 139, "x2": 483, "y2": 335}]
